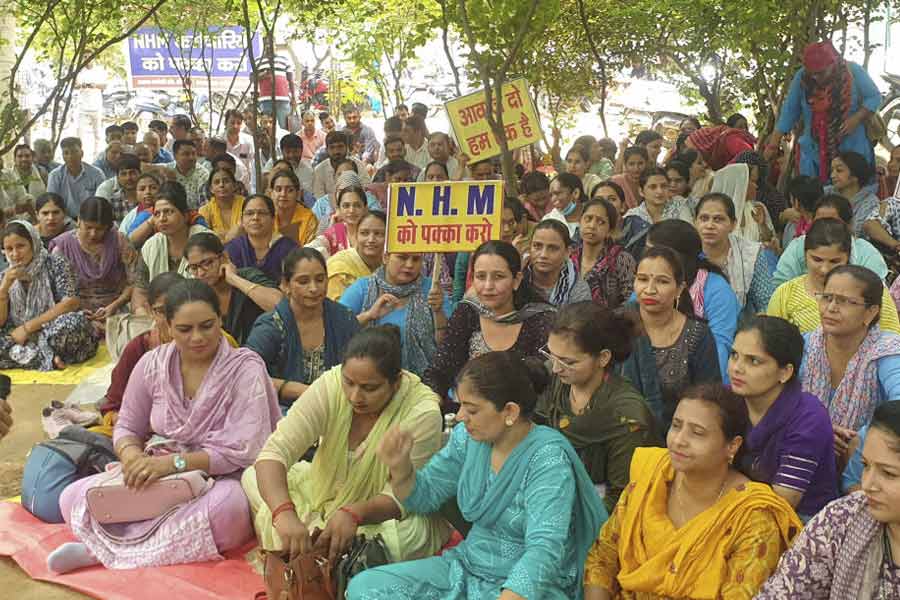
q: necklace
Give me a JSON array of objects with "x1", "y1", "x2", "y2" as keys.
[{"x1": 674, "y1": 472, "x2": 728, "y2": 526}]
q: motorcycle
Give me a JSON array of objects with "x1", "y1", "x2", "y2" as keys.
[{"x1": 879, "y1": 72, "x2": 900, "y2": 151}]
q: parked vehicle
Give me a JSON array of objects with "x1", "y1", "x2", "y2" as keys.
[{"x1": 880, "y1": 72, "x2": 900, "y2": 151}]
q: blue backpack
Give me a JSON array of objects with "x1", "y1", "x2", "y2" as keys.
[{"x1": 21, "y1": 427, "x2": 117, "y2": 523}]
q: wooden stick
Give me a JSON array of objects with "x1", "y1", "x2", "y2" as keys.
[{"x1": 431, "y1": 252, "x2": 442, "y2": 294}]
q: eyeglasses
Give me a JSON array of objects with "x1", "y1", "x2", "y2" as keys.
[
  {"x1": 814, "y1": 292, "x2": 869, "y2": 309},
  {"x1": 538, "y1": 345, "x2": 581, "y2": 371},
  {"x1": 243, "y1": 209, "x2": 272, "y2": 218},
  {"x1": 186, "y1": 255, "x2": 221, "y2": 274}
]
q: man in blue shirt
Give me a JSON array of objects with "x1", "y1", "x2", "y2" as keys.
[{"x1": 46, "y1": 137, "x2": 106, "y2": 218}]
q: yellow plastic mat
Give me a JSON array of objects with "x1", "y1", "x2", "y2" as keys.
[{"x1": 3, "y1": 345, "x2": 111, "y2": 386}]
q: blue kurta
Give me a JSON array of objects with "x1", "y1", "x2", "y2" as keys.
[{"x1": 347, "y1": 424, "x2": 606, "y2": 600}]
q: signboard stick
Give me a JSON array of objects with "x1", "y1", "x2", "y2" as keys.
[{"x1": 431, "y1": 253, "x2": 442, "y2": 295}]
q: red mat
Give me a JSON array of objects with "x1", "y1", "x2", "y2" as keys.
[{"x1": 0, "y1": 502, "x2": 263, "y2": 600}]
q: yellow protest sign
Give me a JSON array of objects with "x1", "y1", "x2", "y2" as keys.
[
  {"x1": 445, "y1": 78, "x2": 542, "y2": 162},
  {"x1": 386, "y1": 180, "x2": 504, "y2": 253}
]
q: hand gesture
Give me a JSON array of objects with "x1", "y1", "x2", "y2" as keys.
[
  {"x1": 833, "y1": 425, "x2": 857, "y2": 457},
  {"x1": 1, "y1": 266, "x2": 26, "y2": 290},
  {"x1": 10, "y1": 325, "x2": 29, "y2": 346},
  {"x1": 751, "y1": 203, "x2": 767, "y2": 226},
  {"x1": 0, "y1": 399, "x2": 13, "y2": 439},
  {"x1": 122, "y1": 455, "x2": 171, "y2": 490},
  {"x1": 90, "y1": 305, "x2": 112, "y2": 322},
  {"x1": 313, "y1": 509, "x2": 358, "y2": 563},
  {"x1": 273, "y1": 511, "x2": 312, "y2": 559},
  {"x1": 366, "y1": 293, "x2": 399, "y2": 321},
  {"x1": 376, "y1": 426, "x2": 415, "y2": 472},
  {"x1": 458, "y1": 152, "x2": 470, "y2": 170},
  {"x1": 839, "y1": 114, "x2": 863, "y2": 138},
  {"x1": 511, "y1": 233, "x2": 530, "y2": 256},
  {"x1": 220, "y1": 259, "x2": 238, "y2": 285},
  {"x1": 427, "y1": 285, "x2": 443, "y2": 312}
]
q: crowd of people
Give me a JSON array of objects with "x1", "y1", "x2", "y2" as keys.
[{"x1": 2, "y1": 38, "x2": 900, "y2": 598}]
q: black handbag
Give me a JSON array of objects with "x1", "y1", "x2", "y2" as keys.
[{"x1": 332, "y1": 534, "x2": 391, "y2": 599}]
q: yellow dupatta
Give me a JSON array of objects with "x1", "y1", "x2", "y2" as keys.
[
  {"x1": 326, "y1": 247, "x2": 374, "y2": 300},
  {"x1": 616, "y1": 447, "x2": 801, "y2": 599}
]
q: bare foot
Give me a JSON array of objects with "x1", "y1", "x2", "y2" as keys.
[{"x1": 53, "y1": 356, "x2": 67, "y2": 370}]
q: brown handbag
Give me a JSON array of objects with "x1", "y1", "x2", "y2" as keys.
[{"x1": 257, "y1": 551, "x2": 334, "y2": 600}]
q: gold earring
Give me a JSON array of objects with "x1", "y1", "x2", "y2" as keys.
[
  {"x1": 505, "y1": 418, "x2": 514, "y2": 427},
  {"x1": 728, "y1": 455, "x2": 734, "y2": 465}
]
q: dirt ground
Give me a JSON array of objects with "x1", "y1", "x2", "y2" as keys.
[{"x1": 0, "y1": 383, "x2": 91, "y2": 599}]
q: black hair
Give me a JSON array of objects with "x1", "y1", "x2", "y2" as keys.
[
  {"x1": 871, "y1": 402, "x2": 900, "y2": 453},
  {"x1": 1, "y1": 222, "x2": 33, "y2": 248},
  {"x1": 726, "y1": 113, "x2": 748, "y2": 128},
  {"x1": 521, "y1": 170, "x2": 550, "y2": 193},
  {"x1": 787, "y1": 175, "x2": 825, "y2": 214},
  {"x1": 223, "y1": 109, "x2": 243, "y2": 123},
  {"x1": 383, "y1": 116, "x2": 403, "y2": 134},
  {"x1": 269, "y1": 168, "x2": 301, "y2": 190},
  {"x1": 105, "y1": 124, "x2": 124, "y2": 137},
  {"x1": 359, "y1": 209, "x2": 387, "y2": 227},
  {"x1": 623, "y1": 145, "x2": 649, "y2": 163},
  {"x1": 136, "y1": 172, "x2": 161, "y2": 188},
  {"x1": 639, "y1": 245, "x2": 695, "y2": 317},
  {"x1": 804, "y1": 217, "x2": 851, "y2": 255},
  {"x1": 591, "y1": 179, "x2": 626, "y2": 205},
  {"x1": 471, "y1": 239, "x2": 545, "y2": 309},
  {"x1": 836, "y1": 150, "x2": 872, "y2": 186},
  {"x1": 121, "y1": 121, "x2": 139, "y2": 132},
  {"x1": 172, "y1": 139, "x2": 196, "y2": 156},
  {"x1": 665, "y1": 160, "x2": 690, "y2": 183},
  {"x1": 343, "y1": 325, "x2": 403, "y2": 382},
  {"x1": 334, "y1": 158, "x2": 358, "y2": 173},
  {"x1": 337, "y1": 186, "x2": 367, "y2": 209},
  {"x1": 13, "y1": 144, "x2": 32, "y2": 157},
  {"x1": 184, "y1": 231, "x2": 224, "y2": 257},
  {"x1": 814, "y1": 193, "x2": 853, "y2": 225},
  {"x1": 647, "y1": 219, "x2": 728, "y2": 284},
  {"x1": 823, "y1": 264, "x2": 883, "y2": 328},
  {"x1": 35, "y1": 192, "x2": 67, "y2": 213},
  {"x1": 318, "y1": 111, "x2": 330, "y2": 123},
  {"x1": 243, "y1": 194, "x2": 275, "y2": 216},
  {"x1": 455, "y1": 352, "x2": 549, "y2": 418},
  {"x1": 404, "y1": 114, "x2": 427, "y2": 134},
  {"x1": 212, "y1": 153, "x2": 236, "y2": 170},
  {"x1": 164, "y1": 279, "x2": 221, "y2": 320},
  {"x1": 565, "y1": 145, "x2": 590, "y2": 163},
  {"x1": 533, "y1": 218, "x2": 572, "y2": 247},
  {"x1": 635, "y1": 130, "x2": 663, "y2": 146},
  {"x1": 383, "y1": 135, "x2": 405, "y2": 149},
  {"x1": 552, "y1": 172, "x2": 585, "y2": 202},
  {"x1": 148, "y1": 272, "x2": 185, "y2": 305},
  {"x1": 735, "y1": 315, "x2": 804, "y2": 383},
  {"x1": 572, "y1": 135, "x2": 598, "y2": 152},
  {"x1": 680, "y1": 116, "x2": 702, "y2": 131},
  {"x1": 502, "y1": 196, "x2": 526, "y2": 223},
  {"x1": 60, "y1": 137, "x2": 82, "y2": 150},
  {"x1": 156, "y1": 181, "x2": 189, "y2": 214},
  {"x1": 423, "y1": 161, "x2": 449, "y2": 178},
  {"x1": 326, "y1": 130, "x2": 350, "y2": 147},
  {"x1": 552, "y1": 301, "x2": 635, "y2": 360},
  {"x1": 678, "y1": 383, "x2": 750, "y2": 465},
  {"x1": 411, "y1": 102, "x2": 428, "y2": 116},
  {"x1": 384, "y1": 160, "x2": 413, "y2": 177},
  {"x1": 79, "y1": 197, "x2": 114, "y2": 227},
  {"x1": 581, "y1": 198, "x2": 619, "y2": 231},
  {"x1": 639, "y1": 166, "x2": 669, "y2": 188},
  {"x1": 207, "y1": 166, "x2": 237, "y2": 191},
  {"x1": 282, "y1": 247, "x2": 327, "y2": 282},
  {"x1": 677, "y1": 149, "x2": 702, "y2": 169},
  {"x1": 171, "y1": 115, "x2": 192, "y2": 129},
  {"x1": 117, "y1": 154, "x2": 141, "y2": 174},
  {"x1": 696, "y1": 192, "x2": 737, "y2": 222},
  {"x1": 280, "y1": 134, "x2": 303, "y2": 152},
  {"x1": 208, "y1": 139, "x2": 228, "y2": 154}
]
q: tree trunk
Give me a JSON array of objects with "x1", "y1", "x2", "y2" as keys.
[{"x1": 438, "y1": 0, "x2": 463, "y2": 97}]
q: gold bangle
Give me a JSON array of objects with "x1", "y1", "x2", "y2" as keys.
[{"x1": 246, "y1": 283, "x2": 260, "y2": 294}]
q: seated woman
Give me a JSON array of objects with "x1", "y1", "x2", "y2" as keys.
[
  {"x1": 119, "y1": 173, "x2": 163, "y2": 248},
  {"x1": 140, "y1": 181, "x2": 211, "y2": 282},
  {"x1": 339, "y1": 251, "x2": 450, "y2": 377},
  {"x1": 622, "y1": 167, "x2": 671, "y2": 259},
  {"x1": 199, "y1": 167, "x2": 245, "y2": 242},
  {"x1": 646, "y1": 219, "x2": 740, "y2": 380},
  {"x1": 245, "y1": 248, "x2": 360, "y2": 409},
  {"x1": 618, "y1": 246, "x2": 721, "y2": 429},
  {"x1": 610, "y1": 146, "x2": 647, "y2": 211},
  {"x1": 826, "y1": 150, "x2": 879, "y2": 237},
  {"x1": 589, "y1": 180, "x2": 628, "y2": 242},
  {"x1": 661, "y1": 159, "x2": 697, "y2": 222},
  {"x1": 424, "y1": 240, "x2": 555, "y2": 409},
  {"x1": 709, "y1": 162, "x2": 777, "y2": 244},
  {"x1": 565, "y1": 144, "x2": 602, "y2": 206},
  {"x1": 768, "y1": 218, "x2": 900, "y2": 333},
  {"x1": 536, "y1": 302, "x2": 660, "y2": 512},
  {"x1": 47, "y1": 279, "x2": 280, "y2": 573},
  {"x1": 306, "y1": 185, "x2": 368, "y2": 259},
  {"x1": 678, "y1": 148, "x2": 714, "y2": 200},
  {"x1": 0, "y1": 220, "x2": 98, "y2": 370},
  {"x1": 572, "y1": 198, "x2": 635, "y2": 308},
  {"x1": 542, "y1": 173, "x2": 587, "y2": 240},
  {"x1": 800, "y1": 265, "x2": 900, "y2": 460},
  {"x1": 224, "y1": 194, "x2": 298, "y2": 282},
  {"x1": 35, "y1": 192, "x2": 74, "y2": 249},
  {"x1": 327, "y1": 210, "x2": 386, "y2": 300},
  {"x1": 311, "y1": 165, "x2": 379, "y2": 237},
  {"x1": 584, "y1": 384, "x2": 801, "y2": 600},
  {"x1": 347, "y1": 351, "x2": 607, "y2": 599},
  {"x1": 241, "y1": 325, "x2": 451, "y2": 564},
  {"x1": 729, "y1": 315, "x2": 838, "y2": 519},
  {"x1": 185, "y1": 232, "x2": 281, "y2": 345},
  {"x1": 50, "y1": 196, "x2": 147, "y2": 335},
  {"x1": 269, "y1": 169, "x2": 318, "y2": 245},
  {"x1": 524, "y1": 220, "x2": 592, "y2": 306},
  {"x1": 756, "y1": 402, "x2": 900, "y2": 599},
  {"x1": 695, "y1": 192, "x2": 777, "y2": 314}
]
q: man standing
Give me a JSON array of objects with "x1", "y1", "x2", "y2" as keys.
[
  {"x1": 47, "y1": 137, "x2": 106, "y2": 217},
  {"x1": 299, "y1": 111, "x2": 326, "y2": 161},
  {"x1": 93, "y1": 141, "x2": 123, "y2": 179},
  {"x1": 342, "y1": 106, "x2": 379, "y2": 165},
  {"x1": 224, "y1": 109, "x2": 255, "y2": 189},
  {"x1": 121, "y1": 121, "x2": 140, "y2": 145},
  {"x1": 33, "y1": 139, "x2": 60, "y2": 180},
  {"x1": 95, "y1": 154, "x2": 141, "y2": 222},
  {"x1": 312, "y1": 131, "x2": 370, "y2": 198}
]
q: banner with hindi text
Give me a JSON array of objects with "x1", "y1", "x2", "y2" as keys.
[
  {"x1": 444, "y1": 79, "x2": 542, "y2": 162},
  {"x1": 386, "y1": 181, "x2": 504, "y2": 253}
]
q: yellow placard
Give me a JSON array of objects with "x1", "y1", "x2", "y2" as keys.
[
  {"x1": 444, "y1": 78, "x2": 542, "y2": 162},
  {"x1": 386, "y1": 180, "x2": 504, "y2": 253}
]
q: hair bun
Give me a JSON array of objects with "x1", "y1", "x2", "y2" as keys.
[{"x1": 521, "y1": 355, "x2": 551, "y2": 396}]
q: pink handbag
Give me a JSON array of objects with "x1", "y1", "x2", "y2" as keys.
[{"x1": 85, "y1": 462, "x2": 212, "y2": 525}]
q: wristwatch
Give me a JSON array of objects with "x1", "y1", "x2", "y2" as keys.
[{"x1": 173, "y1": 454, "x2": 187, "y2": 472}]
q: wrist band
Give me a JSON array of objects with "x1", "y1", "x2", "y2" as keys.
[
  {"x1": 271, "y1": 501, "x2": 295, "y2": 524},
  {"x1": 338, "y1": 506, "x2": 363, "y2": 526}
]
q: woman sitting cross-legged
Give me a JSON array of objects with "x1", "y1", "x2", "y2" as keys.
[
  {"x1": 241, "y1": 325, "x2": 451, "y2": 564},
  {"x1": 0, "y1": 220, "x2": 97, "y2": 370},
  {"x1": 244, "y1": 248, "x2": 360, "y2": 411},
  {"x1": 346, "y1": 351, "x2": 607, "y2": 600},
  {"x1": 47, "y1": 279, "x2": 281, "y2": 573},
  {"x1": 583, "y1": 384, "x2": 802, "y2": 600},
  {"x1": 224, "y1": 194, "x2": 298, "y2": 282},
  {"x1": 139, "y1": 181, "x2": 211, "y2": 282}
]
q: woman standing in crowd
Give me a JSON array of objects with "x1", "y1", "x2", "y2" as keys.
[
  {"x1": 199, "y1": 167, "x2": 244, "y2": 242},
  {"x1": 543, "y1": 173, "x2": 586, "y2": 239},
  {"x1": 646, "y1": 219, "x2": 740, "y2": 378},
  {"x1": 695, "y1": 192, "x2": 777, "y2": 313},
  {"x1": 768, "y1": 218, "x2": 900, "y2": 333},
  {"x1": 622, "y1": 167, "x2": 671, "y2": 258},
  {"x1": 308, "y1": 186, "x2": 368, "y2": 259},
  {"x1": 0, "y1": 220, "x2": 97, "y2": 370},
  {"x1": 610, "y1": 146, "x2": 648, "y2": 211},
  {"x1": 537, "y1": 302, "x2": 659, "y2": 512},
  {"x1": 242, "y1": 325, "x2": 450, "y2": 564},
  {"x1": 339, "y1": 252, "x2": 449, "y2": 377},
  {"x1": 140, "y1": 182, "x2": 210, "y2": 281},
  {"x1": 35, "y1": 193, "x2": 74, "y2": 249},
  {"x1": 245, "y1": 248, "x2": 360, "y2": 410},
  {"x1": 269, "y1": 169, "x2": 318, "y2": 245},
  {"x1": 327, "y1": 210, "x2": 386, "y2": 300},
  {"x1": 828, "y1": 151, "x2": 879, "y2": 236},
  {"x1": 224, "y1": 194, "x2": 297, "y2": 282},
  {"x1": 184, "y1": 232, "x2": 281, "y2": 345},
  {"x1": 424, "y1": 240, "x2": 555, "y2": 408},
  {"x1": 729, "y1": 315, "x2": 838, "y2": 518},
  {"x1": 800, "y1": 265, "x2": 900, "y2": 460},
  {"x1": 524, "y1": 220, "x2": 592, "y2": 306},
  {"x1": 348, "y1": 351, "x2": 606, "y2": 599},
  {"x1": 584, "y1": 384, "x2": 801, "y2": 600},
  {"x1": 571, "y1": 198, "x2": 635, "y2": 308},
  {"x1": 50, "y1": 197, "x2": 146, "y2": 334},
  {"x1": 120, "y1": 173, "x2": 162, "y2": 248},
  {"x1": 619, "y1": 246, "x2": 721, "y2": 429},
  {"x1": 566, "y1": 145, "x2": 602, "y2": 204},
  {"x1": 756, "y1": 402, "x2": 900, "y2": 599},
  {"x1": 47, "y1": 280, "x2": 280, "y2": 574}
]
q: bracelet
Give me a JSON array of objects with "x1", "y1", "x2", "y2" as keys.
[
  {"x1": 271, "y1": 500, "x2": 296, "y2": 524},
  {"x1": 338, "y1": 506, "x2": 363, "y2": 526},
  {"x1": 116, "y1": 442, "x2": 143, "y2": 455},
  {"x1": 246, "y1": 283, "x2": 260, "y2": 295}
]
